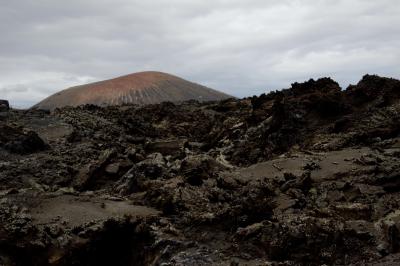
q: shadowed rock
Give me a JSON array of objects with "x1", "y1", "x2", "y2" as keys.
[{"x1": 0, "y1": 100, "x2": 9, "y2": 112}]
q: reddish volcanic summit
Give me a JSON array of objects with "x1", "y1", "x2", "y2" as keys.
[{"x1": 34, "y1": 71, "x2": 232, "y2": 110}]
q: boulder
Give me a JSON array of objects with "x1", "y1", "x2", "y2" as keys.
[
  {"x1": 180, "y1": 154, "x2": 227, "y2": 185},
  {"x1": 105, "y1": 163, "x2": 120, "y2": 175},
  {"x1": 145, "y1": 139, "x2": 186, "y2": 157},
  {"x1": 137, "y1": 153, "x2": 166, "y2": 179},
  {"x1": 0, "y1": 100, "x2": 9, "y2": 112},
  {"x1": 0, "y1": 125, "x2": 47, "y2": 154},
  {"x1": 73, "y1": 149, "x2": 116, "y2": 190},
  {"x1": 375, "y1": 210, "x2": 400, "y2": 254},
  {"x1": 334, "y1": 203, "x2": 371, "y2": 220}
]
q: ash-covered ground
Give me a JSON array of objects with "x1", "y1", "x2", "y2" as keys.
[{"x1": 1, "y1": 75, "x2": 400, "y2": 265}]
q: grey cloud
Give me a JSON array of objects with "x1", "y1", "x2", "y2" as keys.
[
  {"x1": 0, "y1": 0, "x2": 399, "y2": 106},
  {"x1": 0, "y1": 84, "x2": 29, "y2": 94}
]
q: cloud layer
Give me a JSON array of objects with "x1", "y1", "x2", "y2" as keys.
[{"x1": 1, "y1": 0, "x2": 399, "y2": 107}]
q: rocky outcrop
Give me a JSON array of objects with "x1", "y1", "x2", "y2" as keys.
[
  {"x1": 0, "y1": 100, "x2": 9, "y2": 112},
  {"x1": 0, "y1": 124, "x2": 47, "y2": 154},
  {"x1": 1, "y1": 75, "x2": 400, "y2": 265}
]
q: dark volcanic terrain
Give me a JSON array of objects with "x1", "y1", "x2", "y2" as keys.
[
  {"x1": 1, "y1": 74, "x2": 400, "y2": 265},
  {"x1": 34, "y1": 71, "x2": 232, "y2": 110}
]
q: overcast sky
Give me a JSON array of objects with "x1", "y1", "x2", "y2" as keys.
[{"x1": 1, "y1": 0, "x2": 399, "y2": 107}]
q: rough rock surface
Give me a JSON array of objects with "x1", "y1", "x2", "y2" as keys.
[
  {"x1": 1, "y1": 74, "x2": 400, "y2": 265},
  {"x1": 0, "y1": 100, "x2": 9, "y2": 112}
]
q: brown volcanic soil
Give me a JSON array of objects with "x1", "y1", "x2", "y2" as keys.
[
  {"x1": 1, "y1": 74, "x2": 400, "y2": 265},
  {"x1": 34, "y1": 71, "x2": 232, "y2": 110}
]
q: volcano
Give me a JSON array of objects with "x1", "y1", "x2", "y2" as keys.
[{"x1": 34, "y1": 71, "x2": 232, "y2": 110}]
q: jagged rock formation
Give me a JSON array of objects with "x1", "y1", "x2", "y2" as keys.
[
  {"x1": 1, "y1": 75, "x2": 400, "y2": 265},
  {"x1": 34, "y1": 71, "x2": 232, "y2": 110}
]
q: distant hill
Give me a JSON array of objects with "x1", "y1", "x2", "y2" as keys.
[{"x1": 34, "y1": 71, "x2": 232, "y2": 110}]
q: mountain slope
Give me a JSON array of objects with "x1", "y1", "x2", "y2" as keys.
[{"x1": 34, "y1": 71, "x2": 232, "y2": 110}]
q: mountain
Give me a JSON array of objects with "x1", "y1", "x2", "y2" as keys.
[{"x1": 34, "y1": 71, "x2": 232, "y2": 110}]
